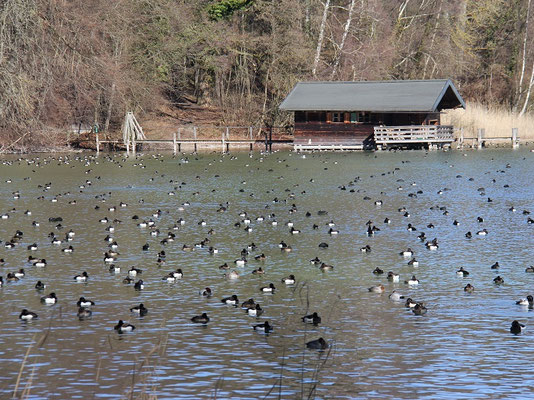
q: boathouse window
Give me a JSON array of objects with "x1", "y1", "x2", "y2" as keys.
[
  {"x1": 350, "y1": 112, "x2": 370, "y2": 123},
  {"x1": 332, "y1": 112, "x2": 343, "y2": 122}
]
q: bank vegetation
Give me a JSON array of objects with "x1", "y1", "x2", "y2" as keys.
[{"x1": 1, "y1": 0, "x2": 534, "y2": 149}]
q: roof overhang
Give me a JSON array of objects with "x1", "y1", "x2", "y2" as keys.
[{"x1": 279, "y1": 79, "x2": 466, "y2": 113}]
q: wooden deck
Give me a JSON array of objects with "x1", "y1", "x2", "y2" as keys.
[{"x1": 374, "y1": 125, "x2": 454, "y2": 148}]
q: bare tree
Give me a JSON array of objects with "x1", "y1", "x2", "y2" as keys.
[{"x1": 312, "y1": 0, "x2": 331, "y2": 77}]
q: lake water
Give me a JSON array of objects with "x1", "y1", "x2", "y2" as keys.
[{"x1": 0, "y1": 149, "x2": 533, "y2": 399}]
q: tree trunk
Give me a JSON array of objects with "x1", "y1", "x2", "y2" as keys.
[
  {"x1": 515, "y1": 0, "x2": 532, "y2": 111},
  {"x1": 519, "y1": 61, "x2": 534, "y2": 116},
  {"x1": 312, "y1": 0, "x2": 330, "y2": 77},
  {"x1": 104, "y1": 83, "x2": 115, "y2": 132},
  {"x1": 330, "y1": 0, "x2": 357, "y2": 79}
]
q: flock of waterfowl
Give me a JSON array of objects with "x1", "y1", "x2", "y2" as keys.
[{"x1": 0, "y1": 149, "x2": 533, "y2": 395}]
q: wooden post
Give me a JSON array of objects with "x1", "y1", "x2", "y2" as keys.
[
  {"x1": 477, "y1": 128, "x2": 484, "y2": 149},
  {"x1": 269, "y1": 126, "x2": 273, "y2": 152},
  {"x1": 264, "y1": 129, "x2": 268, "y2": 152},
  {"x1": 173, "y1": 131, "x2": 177, "y2": 155},
  {"x1": 512, "y1": 128, "x2": 519, "y2": 149},
  {"x1": 458, "y1": 127, "x2": 464, "y2": 148},
  {"x1": 96, "y1": 132, "x2": 100, "y2": 154},
  {"x1": 193, "y1": 126, "x2": 197, "y2": 152}
]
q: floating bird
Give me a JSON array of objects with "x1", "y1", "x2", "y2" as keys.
[
  {"x1": 302, "y1": 312, "x2": 321, "y2": 325},
  {"x1": 19, "y1": 309, "x2": 38, "y2": 320},
  {"x1": 114, "y1": 320, "x2": 135, "y2": 333},
  {"x1": 191, "y1": 313, "x2": 210, "y2": 323},
  {"x1": 510, "y1": 320, "x2": 525, "y2": 335},
  {"x1": 306, "y1": 337, "x2": 328, "y2": 350}
]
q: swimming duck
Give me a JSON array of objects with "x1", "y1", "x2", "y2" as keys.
[
  {"x1": 491, "y1": 262, "x2": 500, "y2": 269},
  {"x1": 260, "y1": 283, "x2": 275, "y2": 293},
  {"x1": 408, "y1": 258, "x2": 419, "y2": 267},
  {"x1": 405, "y1": 298, "x2": 417, "y2": 308},
  {"x1": 225, "y1": 270, "x2": 240, "y2": 280},
  {"x1": 302, "y1": 312, "x2": 321, "y2": 325},
  {"x1": 207, "y1": 246, "x2": 219, "y2": 255},
  {"x1": 123, "y1": 276, "x2": 134, "y2": 284},
  {"x1": 456, "y1": 267, "x2": 469, "y2": 277},
  {"x1": 387, "y1": 272, "x2": 400, "y2": 282},
  {"x1": 360, "y1": 245, "x2": 371, "y2": 253},
  {"x1": 525, "y1": 266, "x2": 534, "y2": 273},
  {"x1": 19, "y1": 309, "x2": 38, "y2": 320},
  {"x1": 221, "y1": 295, "x2": 239, "y2": 305},
  {"x1": 516, "y1": 295, "x2": 534, "y2": 306},
  {"x1": 77, "y1": 307, "x2": 92, "y2": 320},
  {"x1": 465, "y1": 231, "x2": 472, "y2": 238},
  {"x1": 253, "y1": 321, "x2": 273, "y2": 333},
  {"x1": 405, "y1": 276, "x2": 419, "y2": 285},
  {"x1": 35, "y1": 281, "x2": 46, "y2": 290},
  {"x1": 309, "y1": 257, "x2": 321, "y2": 265},
  {"x1": 109, "y1": 264, "x2": 121, "y2": 273},
  {"x1": 464, "y1": 284, "x2": 475, "y2": 293},
  {"x1": 477, "y1": 229, "x2": 488, "y2": 236},
  {"x1": 389, "y1": 291, "x2": 405, "y2": 301},
  {"x1": 128, "y1": 266, "x2": 142, "y2": 276},
  {"x1": 134, "y1": 280, "x2": 144, "y2": 290},
  {"x1": 368, "y1": 284, "x2": 385, "y2": 293},
  {"x1": 401, "y1": 248, "x2": 413, "y2": 257},
  {"x1": 114, "y1": 320, "x2": 135, "y2": 333},
  {"x1": 219, "y1": 263, "x2": 230, "y2": 270},
  {"x1": 493, "y1": 276, "x2": 504, "y2": 285},
  {"x1": 254, "y1": 253, "x2": 266, "y2": 261},
  {"x1": 6, "y1": 273, "x2": 19, "y2": 282},
  {"x1": 14, "y1": 269, "x2": 25, "y2": 278},
  {"x1": 306, "y1": 337, "x2": 328, "y2": 350},
  {"x1": 510, "y1": 320, "x2": 525, "y2": 335},
  {"x1": 247, "y1": 304, "x2": 263, "y2": 317},
  {"x1": 252, "y1": 267, "x2": 265, "y2": 275},
  {"x1": 41, "y1": 292, "x2": 57, "y2": 305},
  {"x1": 412, "y1": 303, "x2": 427, "y2": 315},
  {"x1": 234, "y1": 258, "x2": 247, "y2": 267},
  {"x1": 191, "y1": 313, "x2": 210, "y2": 323},
  {"x1": 103, "y1": 252, "x2": 115, "y2": 263},
  {"x1": 281, "y1": 275, "x2": 296, "y2": 285},
  {"x1": 425, "y1": 239, "x2": 438, "y2": 250},
  {"x1": 320, "y1": 263, "x2": 334, "y2": 271},
  {"x1": 77, "y1": 297, "x2": 95, "y2": 307},
  {"x1": 74, "y1": 271, "x2": 89, "y2": 282},
  {"x1": 62, "y1": 245, "x2": 74, "y2": 253},
  {"x1": 130, "y1": 303, "x2": 148, "y2": 316},
  {"x1": 241, "y1": 298, "x2": 256, "y2": 309},
  {"x1": 373, "y1": 267, "x2": 384, "y2": 275}
]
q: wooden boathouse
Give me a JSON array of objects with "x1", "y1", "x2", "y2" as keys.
[{"x1": 279, "y1": 79, "x2": 466, "y2": 150}]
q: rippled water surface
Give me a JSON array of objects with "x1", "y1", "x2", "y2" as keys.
[{"x1": 1, "y1": 149, "x2": 534, "y2": 399}]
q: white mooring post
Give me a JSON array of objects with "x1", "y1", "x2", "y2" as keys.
[
  {"x1": 458, "y1": 128, "x2": 464, "y2": 148},
  {"x1": 173, "y1": 131, "x2": 177, "y2": 155},
  {"x1": 512, "y1": 128, "x2": 519, "y2": 149},
  {"x1": 222, "y1": 131, "x2": 225, "y2": 153},
  {"x1": 96, "y1": 132, "x2": 100, "y2": 154}
]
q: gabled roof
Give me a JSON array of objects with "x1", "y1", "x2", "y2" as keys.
[{"x1": 279, "y1": 79, "x2": 466, "y2": 112}]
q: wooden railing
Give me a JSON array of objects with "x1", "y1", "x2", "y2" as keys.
[{"x1": 374, "y1": 125, "x2": 454, "y2": 143}]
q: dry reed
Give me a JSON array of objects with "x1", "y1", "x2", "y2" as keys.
[{"x1": 442, "y1": 102, "x2": 534, "y2": 140}]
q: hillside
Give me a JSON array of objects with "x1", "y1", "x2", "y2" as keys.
[{"x1": 1, "y1": 0, "x2": 534, "y2": 149}]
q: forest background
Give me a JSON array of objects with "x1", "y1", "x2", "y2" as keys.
[{"x1": 1, "y1": 0, "x2": 534, "y2": 149}]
